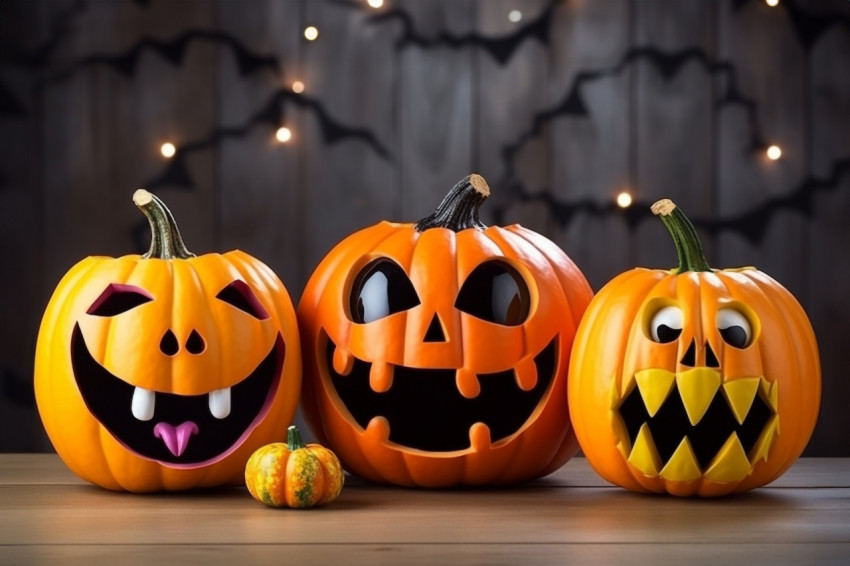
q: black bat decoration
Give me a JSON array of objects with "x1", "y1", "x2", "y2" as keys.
[
  {"x1": 144, "y1": 88, "x2": 391, "y2": 190},
  {"x1": 41, "y1": 29, "x2": 281, "y2": 86},
  {"x1": 733, "y1": 0, "x2": 850, "y2": 50},
  {"x1": 365, "y1": 0, "x2": 558, "y2": 65},
  {"x1": 491, "y1": 44, "x2": 775, "y2": 237}
]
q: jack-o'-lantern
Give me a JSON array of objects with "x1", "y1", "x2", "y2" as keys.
[
  {"x1": 34, "y1": 190, "x2": 301, "y2": 492},
  {"x1": 568, "y1": 199, "x2": 821, "y2": 497},
  {"x1": 298, "y1": 174, "x2": 593, "y2": 487}
]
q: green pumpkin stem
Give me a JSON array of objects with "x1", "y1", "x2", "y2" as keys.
[
  {"x1": 414, "y1": 174, "x2": 490, "y2": 232},
  {"x1": 133, "y1": 189, "x2": 195, "y2": 260},
  {"x1": 287, "y1": 425, "x2": 306, "y2": 451},
  {"x1": 651, "y1": 199, "x2": 712, "y2": 273}
]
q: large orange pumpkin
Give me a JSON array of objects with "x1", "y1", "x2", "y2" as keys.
[
  {"x1": 34, "y1": 190, "x2": 301, "y2": 492},
  {"x1": 568, "y1": 199, "x2": 821, "y2": 496},
  {"x1": 298, "y1": 174, "x2": 593, "y2": 487}
]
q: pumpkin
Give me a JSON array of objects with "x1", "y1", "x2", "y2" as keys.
[
  {"x1": 298, "y1": 174, "x2": 593, "y2": 487},
  {"x1": 34, "y1": 190, "x2": 301, "y2": 492},
  {"x1": 568, "y1": 199, "x2": 821, "y2": 497},
  {"x1": 245, "y1": 425, "x2": 344, "y2": 508}
]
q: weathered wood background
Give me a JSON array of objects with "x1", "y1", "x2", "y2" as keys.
[{"x1": 1, "y1": 0, "x2": 848, "y2": 456}]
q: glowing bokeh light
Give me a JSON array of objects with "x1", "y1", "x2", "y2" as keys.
[
  {"x1": 276, "y1": 127, "x2": 292, "y2": 143},
  {"x1": 766, "y1": 145, "x2": 782, "y2": 160},
  {"x1": 160, "y1": 142, "x2": 176, "y2": 158}
]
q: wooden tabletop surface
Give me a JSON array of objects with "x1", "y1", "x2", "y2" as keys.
[{"x1": 1, "y1": 454, "x2": 849, "y2": 565}]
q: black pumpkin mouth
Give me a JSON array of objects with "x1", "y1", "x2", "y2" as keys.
[
  {"x1": 71, "y1": 324, "x2": 284, "y2": 468},
  {"x1": 616, "y1": 369, "x2": 778, "y2": 482},
  {"x1": 321, "y1": 330, "x2": 558, "y2": 452}
]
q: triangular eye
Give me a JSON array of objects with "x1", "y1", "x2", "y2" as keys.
[
  {"x1": 216, "y1": 280, "x2": 270, "y2": 320},
  {"x1": 87, "y1": 284, "x2": 153, "y2": 317},
  {"x1": 349, "y1": 259, "x2": 420, "y2": 323},
  {"x1": 455, "y1": 261, "x2": 530, "y2": 326}
]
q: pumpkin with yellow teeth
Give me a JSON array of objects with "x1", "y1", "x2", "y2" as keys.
[{"x1": 568, "y1": 199, "x2": 821, "y2": 496}]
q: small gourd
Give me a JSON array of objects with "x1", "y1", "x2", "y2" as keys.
[{"x1": 245, "y1": 426, "x2": 344, "y2": 508}]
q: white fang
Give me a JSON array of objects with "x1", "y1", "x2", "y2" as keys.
[
  {"x1": 209, "y1": 387, "x2": 231, "y2": 419},
  {"x1": 131, "y1": 387, "x2": 155, "y2": 421}
]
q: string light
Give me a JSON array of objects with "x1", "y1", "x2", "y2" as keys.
[
  {"x1": 160, "y1": 142, "x2": 176, "y2": 158},
  {"x1": 616, "y1": 191, "x2": 633, "y2": 208},
  {"x1": 291, "y1": 80, "x2": 305, "y2": 93},
  {"x1": 765, "y1": 0, "x2": 779, "y2": 6},
  {"x1": 275, "y1": 127, "x2": 292, "y2": 143},
  {"x1": 304, "y1": 26, "x2": 319, "y2": 41},
  {"x1": 367, "y1": 0, "x2": 384, "y2": 8},
  {"x1": 766, "y1": 145, "x2": 782, "y2": 160},
  {"x1": 508, "y1": 10, "x2": 522, "y2": 23}
]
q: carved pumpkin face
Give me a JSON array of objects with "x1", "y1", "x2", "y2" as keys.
[
  {"x1": 568, "y1": 200, "x2": 821, "y2": 497},
  {"x1": 35, "y1": 191, "x2": 301, "y2": 492},
  {"x1": 299, "y1": 175, "x2": 592, "y2": 487}
]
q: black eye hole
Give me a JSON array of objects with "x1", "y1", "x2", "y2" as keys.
[
  {"x1": 216, "y1": 280, "x2": 270, "y2": 320},
  {"x1": 717, "y1": 308, "x2": 753, "y2": 349},
  {"x1": 87, "y1": 284, "x2": 153, "y2": 317},
  {"x1": 455, "y1": 261, "x2": 530, "y2": 326},
  {"x1": 349, "y1": 259, "x2": 420, "y2": 324}
]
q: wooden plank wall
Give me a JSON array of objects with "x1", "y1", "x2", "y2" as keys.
[{"x1": 0, "y1": 0, "x2": 848, "y2": 457}]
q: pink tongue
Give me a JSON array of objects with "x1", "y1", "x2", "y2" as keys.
[{"x1": 153, "y1": 422, "x2": 199, "y2": 457}]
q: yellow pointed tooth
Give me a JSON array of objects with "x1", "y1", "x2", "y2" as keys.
[
  {"x1": 635, "y1": 369, "x2": 676, "y2": 417},
  {"x1": 676, "y1": 368, "x2": 721, "y2": 426},
  {"x1": 759, "y1": 376, "x2": 771, "y2": 397},
  {"x1": 609, "y1": 382, "x2": 620, "y2": 411},
  {"x1": 627, "y1": 423, "x2": 661, "y2": 476},
  {"x1": 704, "y1": 433, "x2": 752, "y2": 482},
  {"x1": 609, "y1": 379, "x2": 620, "y2": 410},
  {"x1": 660, "y1": 437, "x2": 702, "y2": 482},
  {"x1": 767, "y1": 380, "x2": 780, "y2": 435},
  {"x1": 613, "y1": 414, "x2": 631, "y2": 459},
  {"x1": 722, "y1": 377, "x2": 761, "y2": 425},
  {"x1": 768, "y1": 380, "x2": 779, "y2": 412},
  {"x1": 612, "y1": 375, "x2": 636, "y2": 410},
  {"x1": 750, "y1": 415, "x2": 779, "y2": 464}
]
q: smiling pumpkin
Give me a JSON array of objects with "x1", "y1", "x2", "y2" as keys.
[
  {"x1": 298, "y1": 175, "x2": 593, "y2": 487},
  {"x1": 34, "y1": 190, "x2": 301, "y2": 492}
]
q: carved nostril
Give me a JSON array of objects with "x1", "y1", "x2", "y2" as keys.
[
  {"x1": 186, "y1": 329, "x2": 206, "y2": 354},
  {"x1": 160, "y1": 329, "x2": 179, "y2": 356},
  {"x1": 680, "y1": 339, "x2": 696, "y2": 368},
  {"x1": 705, "y1": 341, "x2": 720, "y2": 368},
  {"x1": 423, "y1": 314, "x2": 446, "y2": 343}
]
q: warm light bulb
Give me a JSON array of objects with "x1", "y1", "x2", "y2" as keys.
[
  {"x1": 616, "y1": 191, "x2": 633, "y2": 208},
  {"x1": 367, "y1": 0, "x2": 384, "y2": 7},
  {"x1": 304, "y1": 26, "x2": 319, "y2": 41},
  {"x1": 508, "y1": 10, "x2": 522, "y2": 23},
  {"x1": 276, "y1": 127, "x2": 292, "y2": 143},
  {"x1": 766, "y1": 0, "x2": 779, "y2": 7},
  {"x1": 160, "y1": 142, "x2": 176, "y2": 158},
  {"x1": 766, "y1": 145, "x2": 782, "y2": 160}
]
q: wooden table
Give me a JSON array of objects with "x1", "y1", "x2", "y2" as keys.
[{"x1": 1, "y1": 455, "x2": 849, "y2": 565}]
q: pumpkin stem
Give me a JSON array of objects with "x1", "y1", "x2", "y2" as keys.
[
  {"x1": 287, "y1": 425, "x2": 306, "y2": 451},
  {"x1": 414, "y1": 174, "x2": 490, "y2": 232},
  {"x1": 133, "y1": 189, "x2": 195, "y2": 260},
  {"x1": 651, "y1": 199, "x2": 712, "y2": 273}
]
